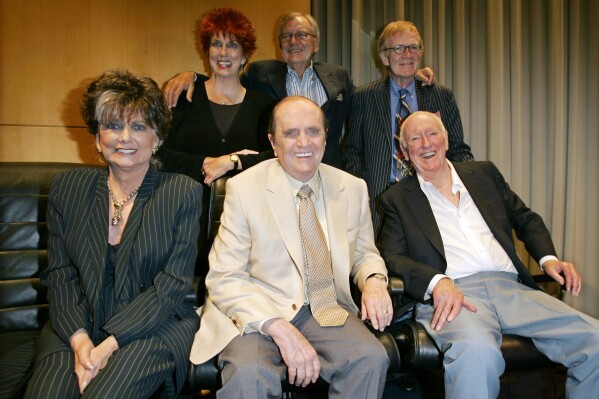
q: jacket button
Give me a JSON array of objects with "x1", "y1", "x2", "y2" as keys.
[
  {"x1": 175, "y1": 315, "x2": 182, "y2": 321},
  {"x1": 292, "y1": 304, "x2": 297, "y2": 310}
]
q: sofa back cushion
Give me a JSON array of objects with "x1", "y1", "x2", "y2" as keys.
[{"x1": 0, "y1": 162, "x2": 102, "y2": 332}]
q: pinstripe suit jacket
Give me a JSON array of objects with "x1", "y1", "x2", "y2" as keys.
[
  {"x1": 379, "y1": 161, "x2": 555, "y2": 308},
  {"x1": 344, "y1": 77, "x2": 474, "y2": 237},
  {"x1": 38, "y1": 167, "x2": 201, "y2": 393},
  {"x1": 243, "y1": 60, "x2": 354, "y2": 168}
]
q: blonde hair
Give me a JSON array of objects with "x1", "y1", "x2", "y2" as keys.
[{"x1": 378, "y1": 20, "x2": 423, "y2": 53}]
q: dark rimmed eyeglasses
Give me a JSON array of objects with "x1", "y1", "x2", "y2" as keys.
[
  {"x1": 382, "y1": 44, "x2": 421, "y2": 54},
  {"x1": 279, "y1": 31, "x2": 316, "y2": 43}
]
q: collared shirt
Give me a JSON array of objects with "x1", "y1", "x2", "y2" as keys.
[
  {"x1": 249, "y1": 169, "x2": 329, "y2": 333},
  {"x1": 419, "y1": 161, "x2": 520, "y2": 299},
  {"x1": 286, "y1": 61, "x2": 328, "y2": 107},
  {"x1": 285, "y1": 171, "x2": 330, "y2": 248},
  {"x1": 419, "y1": 162, "x2": 558, "y2": 298},
  {"x1": 389, "y1": 79, "x2": 417, "y2": 182}
]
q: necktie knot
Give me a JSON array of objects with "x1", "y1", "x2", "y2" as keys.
[
  {"x1": 298, "y1": 184, "x2": 313, "y2": 200},
  {"x1": 400, "y1": 88, "x2": 409, "y2": 100}
]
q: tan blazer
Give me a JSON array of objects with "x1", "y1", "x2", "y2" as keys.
[{"x1": 190, "y1": 159, "x2": 386, "y2": 364}]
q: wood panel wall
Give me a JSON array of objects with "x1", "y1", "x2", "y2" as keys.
[{"x1": 0, "y1": 0, "x2": 309, "y2": 164}]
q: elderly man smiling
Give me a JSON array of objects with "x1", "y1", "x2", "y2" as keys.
[
  {"x1": 344, "y1": 20, "x2": 474, "y2": 238},
  {"x1": 380, "y1": 111, "x2": 599, "y2": 398},
  {"x1": 190, "y1": 96, "x2": 393, "y2": 398}
]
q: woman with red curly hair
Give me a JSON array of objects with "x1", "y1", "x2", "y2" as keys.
[{"x1": 158, "y1": 7, "x2": 275, "y2": 278}]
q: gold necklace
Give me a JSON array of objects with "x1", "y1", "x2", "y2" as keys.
[{"x1": 107, "y1": 178, "x2": 142, "y2": 226}]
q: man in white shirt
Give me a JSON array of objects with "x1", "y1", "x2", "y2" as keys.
[
  {"x1": 190, "y1": 96, "x2": 392, "y2": 398},
  {"x1": 379, "y1": 111, "x2": 599, "y2": 398}
]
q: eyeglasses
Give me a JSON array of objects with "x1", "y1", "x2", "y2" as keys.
[
  {"x1": 279, "y1": 31, "x2": 316, "y2": 43},
  {"x1": 382, "y1": 44, "x2": 421, "y2": 54}
]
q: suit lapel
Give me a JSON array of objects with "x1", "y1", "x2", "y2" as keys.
[
  {"x1": 455, "y1": 164, "x2": 517, "y2": 258},
  {"x1": 313, "y1": 64, "x2": 335, "y2": 103},
  {"x1": 113, "y1": 168, "x2": 156, "y2": 295},
  {"x1": 268, "y1": 63, "x2": 288, "y2": 101},
  {"x1": 415, "y1": 80, "x2": 432, "y2": 111},
  {"x1": 320, "y1": 167, "x2": 349, "y2": 279},
  {"x1": 374, "y1": 77, "x2": 393, "y2": 150},
  {"x1": 84, "y1": 171, "x2": 110, "y2": 317},
  {"x1": 265, "y1": 163, "x2": 305, "y2": 277},
  {"x1": 403, "y1": 176, "x2": 446, "y2": 257}
]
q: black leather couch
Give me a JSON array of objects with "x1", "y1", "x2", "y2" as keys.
[
  {"x1": 0, "y1": 163, "x2": 401, "y2": 398},
  {"x1": 0, "y1": 162, "x2": 104, "y2": 397},
  {"x1": 1, "y1": 162, "x2": 558, "y2": 398}
]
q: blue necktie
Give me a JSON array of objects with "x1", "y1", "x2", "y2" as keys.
[
  {"x1": 396, "y1": 89, "x2": 411, "y2": 123},
  {"x1": 394, "y1": 89, "x2": 412, "y2": 181}
]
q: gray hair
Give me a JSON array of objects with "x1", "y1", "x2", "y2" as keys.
[{"x1": 277, "y1": 12, "x2": 320, "y2": 39}]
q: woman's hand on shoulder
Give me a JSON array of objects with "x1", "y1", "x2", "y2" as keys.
[{"x1": 164, "y1": 71, "x2": 196, "y2": 107}]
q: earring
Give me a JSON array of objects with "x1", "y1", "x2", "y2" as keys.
[
  {"x1": 152, "y1": 147, "x2": 158, "y2": 155},
  {"x1": 96, "y1": 147, "x2": 105, "y2": 163}
]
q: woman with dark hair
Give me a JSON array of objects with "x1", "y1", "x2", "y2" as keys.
[
  {"x1": 158, "y1": 7, "x2": 275, "y2": 278},
  {"x1": 24, "y1": 70, "x2": 201, "y2": 399}
]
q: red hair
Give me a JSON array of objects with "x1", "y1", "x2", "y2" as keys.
[{"x1": 197, "y1": 7, "x2": 257, "y2": 60}]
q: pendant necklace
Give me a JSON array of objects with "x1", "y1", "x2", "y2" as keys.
[{"x1": 107, "y1": 178, "x2": 142, "y2": 226}]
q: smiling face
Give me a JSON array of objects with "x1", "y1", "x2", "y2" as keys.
[
  {"x1": 96, "y1": 114, "x2": 160, "y2": 174},
  {"x1": 380, "y1": 30, "x2": 422, "y2": 87},
  {"x1": 208, "y1": 32, "x2": 247, "y2": 78},
  {"x1": 400, "y1": 112, "x2": 449, "y2": 179},
  {"x1": 269, "y1": 97, "x2": 326, "y2": 182},
  {"x1": 279, "y1": 16, "x2": 319, "y2": 74}
]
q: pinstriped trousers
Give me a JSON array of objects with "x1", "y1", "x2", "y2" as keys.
[{"x1": 24, "y1": 335, "x2": 175, "y2": 399}]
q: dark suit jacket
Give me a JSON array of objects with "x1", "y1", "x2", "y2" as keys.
[
  {"x1": 344, "y1": 77, "x2": 474, "y2": 237},
  {"x1": 39, "y1": 167, "x2": 201, "y2": 393},
  {"x1": 379, "y1": 161, "x2": 556, "y2": 309},
  {"x1": 242, "y1": 59, "x2": 354, "y2": 168}
]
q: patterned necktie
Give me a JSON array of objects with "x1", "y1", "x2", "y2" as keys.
[
  {"x1": 297, "y1": 184, "x2": 348, "y2": 327},
  {"x1": 394, "y1": 89, "x2": 412, "y2": 181}
]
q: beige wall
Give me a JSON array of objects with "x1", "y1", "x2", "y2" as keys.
[{"x1": 0, "y1": 0, "x2": 309, "y2": 164}]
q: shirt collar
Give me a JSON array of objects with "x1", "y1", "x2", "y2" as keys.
[
  {"x1": 416, "y1": 160, "x2": 464, "y2": 195},
  {"x1": 286, "y1": 169, "x2": 322, "y2": 202},
  {"x1": 287, "y1": 61, "x2": 315, "y2": 78},
  {"x1": 390, "y1": 78, "x2": 416, "y2": 99}
]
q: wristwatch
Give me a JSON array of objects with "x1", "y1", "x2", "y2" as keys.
[
  {"x1": 230, "y1": 154, "x2": 239, "y2": 170},
  {"x1": 367, "y1": 273, "x2": 387, "y2": 282}
]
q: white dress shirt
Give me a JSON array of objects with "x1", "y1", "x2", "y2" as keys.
[{"x1": 420, "y1": 161, "x2": 556, "y2": 298}]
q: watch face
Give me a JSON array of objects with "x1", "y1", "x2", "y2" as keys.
[{"x1": 231, "y1": 154, "x2": 239, "y2": 161}]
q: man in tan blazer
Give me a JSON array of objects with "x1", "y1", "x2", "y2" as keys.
[{"x1": 190, "y1": 96, "x2": 392, "y2": 398}]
